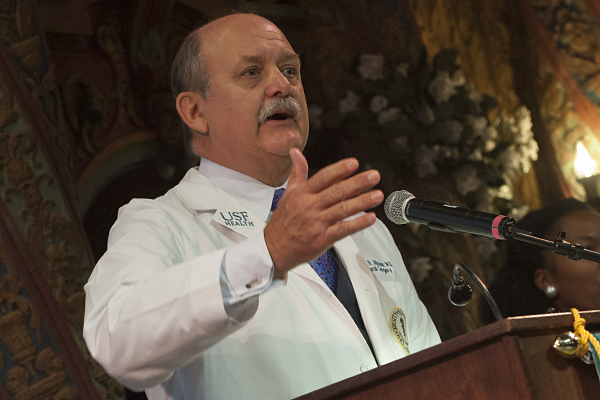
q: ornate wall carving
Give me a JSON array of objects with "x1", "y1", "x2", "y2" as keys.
[
  {"x1": 0, "y1": 1, "x2": 124, "y2": 398},
  {"x1": 527, "y1": 0, "x2": 600, "y2": 199}
]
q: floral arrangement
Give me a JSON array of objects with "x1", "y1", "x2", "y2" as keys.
[{"x1": 309, "y1": 49, "x2": 539, "y2": 289}]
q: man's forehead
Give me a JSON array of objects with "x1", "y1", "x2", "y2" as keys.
[
  {"x1": 199, "y1": 15, "x2": 298, "y2": 68},
  {"x1": 199, "y1": 14, "x2": 289, "y2": 45}
]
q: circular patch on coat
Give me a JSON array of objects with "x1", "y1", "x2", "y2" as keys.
[{"x1": 390, "y1": 307, "x2": 409, "y2": 355}]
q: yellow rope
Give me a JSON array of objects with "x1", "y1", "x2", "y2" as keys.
[{"x1": 572, "y1": 308, "x2": 600, "y2": 358}]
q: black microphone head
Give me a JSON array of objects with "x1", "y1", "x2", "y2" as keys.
[
  {"x1": 384, "y1": 190, "x2": 415, "y2": 225},
  {"x1": 448, "y1": 282, "x2": 473, "y2": 306}
]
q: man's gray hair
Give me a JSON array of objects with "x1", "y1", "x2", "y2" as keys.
[
  {"x1": 170, "y1": 28, "x2": 211, "y2": 157},
  {"x1": 170, "y1": 29, "x2": 211, "y2": 99}
]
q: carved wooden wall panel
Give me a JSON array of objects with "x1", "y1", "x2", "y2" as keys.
[
  {"x1": 0, "y1": 0, "x2": 123, "y2": 398},
  {"x1": 520, "y1": 0, "x2": 600, "y2": 199}
]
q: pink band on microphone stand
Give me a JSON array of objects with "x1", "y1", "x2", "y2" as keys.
[{"x1": 491, "y1": 215, "x2": 506, "y2": 239}]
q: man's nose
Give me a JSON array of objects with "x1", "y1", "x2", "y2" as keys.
[{"x1": 265, "y1": 68, "x2": 292, "y2": 98}]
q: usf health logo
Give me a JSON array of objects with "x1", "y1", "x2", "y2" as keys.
[{"x1": 218, "y1": 211, "x2": 255, "y2": 227}]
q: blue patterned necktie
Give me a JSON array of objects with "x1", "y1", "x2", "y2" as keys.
[{"x1": 270, "y1": 188, "x2": 339, "y2": 293}]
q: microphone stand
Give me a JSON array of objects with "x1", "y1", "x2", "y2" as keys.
[
  {"x1": 447, "y1": 228, "x2": 600, "y2": 322},
  {"x1": 509, "y1": 227, "x2": 600, "y2": 263},
  {"x1": 449, "y1": 263, "x2": 503, "y2": 322}
]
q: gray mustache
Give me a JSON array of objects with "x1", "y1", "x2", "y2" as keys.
[{"x1": 258, "y1": 97, "x2": 302, "y2": 124}]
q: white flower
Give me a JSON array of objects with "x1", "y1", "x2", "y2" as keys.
[
  {"x1": 523, "y1": 140, "x2": 539, "y2": 161},
  {"x1": 395, "y1": 63, "x2": 409, "y2": 77},
  {"x1": 415, "y1": 144, "x2": 438, "y2": 178},
  {"x1": 377, "y1": 107, "x2": 402, "y2": 125},
  {"x1": 369, "y1": 95, "x2": 389, "y2": 114},
  {"x1": 450, "y1": 70, "x2": 466, "y2": 86},
  {"x1": 394, "y1": 136, "x2": 410, "y2": 153},
  {"x1": 339, "y1": 90, "x2": 360, "y2": 114},
  {"x1": 501, "y1": 142, "x2": 537, "y2": 176},
  {"x1": 467, "y1": 115, "x2": 488, "y2": 135},
  {"x1": 435, "y1": 145, "x2": 460, "y2": 161},
  {"x1": 453, "y1": 164, "x2": 482, "y2": 196},
  {"x1": 516, "y1": 141, "x2": 539, "y2": 174},
  {"x1": 444, "y1": 120, "x2": 463, "y2": 144},
  {"x1": 514, "y1": 106, "x2": 533, "y2": 143},
  {"x1": 484, "y1": 140, "x2": 496, "y2": 152},
  {"x1": 357, "y1": 53, "x2": 385, "y2": 81},
  {"x1": 409, "y1": 257, "x2": 433, "y2": 283},
  {"x1": 465, "y1": 83, "x2": 483, "y2": 103},
  {"x1": 509, "y1": 205, "x2": 530, "y2": 220},
  {"x1": 468, "y1": 148, "x2": 483, "y2": 161},
  {"x1": 428, "y1": 71, "x2": 466, "y2": 104},
  {"x1": 500, "y1": 145, "x2": 520, "y2": 174},
  {"x1": 428, "y1": 71, "x2": 457, "y2": 104},
  {"x1": 479, "y1": 125, "x2": 498, "y2": 152},
  {"x1": 449, "y1": 147, "x2": 460, "y2": 159},
  {"x1": 417, "y1": 105, "x2": 435, "y2": 126},
  {"x1": 308, "y1": 104, "x2": 323, "y2": 129},
  {"x1": 481, "y1": 125, "x2": 498, "y2": 141},
  {"x1": 497, "y1": 184, "x2": 513, "y2": 199}
]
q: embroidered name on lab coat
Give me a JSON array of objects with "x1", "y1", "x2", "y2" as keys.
[
  {"x1": 367, "y1": 259, "x2": 395, "y2": 281},
  {"x1": 390, "y1": 307, "x2": 410, "y2": 355}
]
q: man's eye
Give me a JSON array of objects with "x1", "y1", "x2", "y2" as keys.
[
  {"x1": 245, "y1": 68, "x2": 259, "y2": 77},
  {"x1": 282, "y1": 67, "x2": 297, "y2": 77}
]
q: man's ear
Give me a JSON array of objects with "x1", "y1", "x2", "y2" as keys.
[
  {"x1": 533, "y1": 268, "x2": 555, "y2": 292},
  {"x1": 175, "y1": 91, "x2": 208, "y2": 133}
]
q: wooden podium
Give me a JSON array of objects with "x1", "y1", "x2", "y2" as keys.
[{"x1": 296, "y1": 311, "x2": 600, "y2": 399}]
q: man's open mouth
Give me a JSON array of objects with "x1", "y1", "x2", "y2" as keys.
[
  {"x1": 267, "y1": 112, "x2": 291, "y2": 121},
  {"x1": 258, "y1": 97, "x2": 301, "y2": 124}
]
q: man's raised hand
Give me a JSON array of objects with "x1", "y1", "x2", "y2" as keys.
[{"x1": 264, "y1": 148, "x2": 383, "y2": 278}]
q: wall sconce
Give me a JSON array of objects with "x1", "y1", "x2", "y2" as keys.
[{"x1": 575, "y1": 141, "x2": 600, "y2": 199}]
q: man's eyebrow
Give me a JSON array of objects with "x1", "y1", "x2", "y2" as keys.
[
  {"x1": 280, "y1": 52, "x2": 301, "y2": 64},
  {"x1": 238, "y1": 52, "x2": 301, "y2": 66},
  {"x1": 240, "y1": 55, "x2": 264, "y2": 65}
]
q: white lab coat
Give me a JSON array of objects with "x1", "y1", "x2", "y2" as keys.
[{"x1": 83, "y1": 167, "x2": 440, "y2": 400}]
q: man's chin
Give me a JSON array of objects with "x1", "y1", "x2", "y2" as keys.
[
  {"x1": 259, "y1": 127, "x2": 307, "y2": 155},
  {"x1": 265, "y1": 145, "x2": 303, "y2": 158}
]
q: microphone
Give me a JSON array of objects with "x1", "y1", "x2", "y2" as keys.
[
  {"x1": 448, "y1": 263, "x2": 503, "y2": 322},
  {"x1": 384, "y1": 190, "x2": 517, "y2": 240}
]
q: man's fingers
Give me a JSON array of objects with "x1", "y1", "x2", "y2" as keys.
[
  {"x1": 322, "y1": 190, "x2": 384, "y2": 223},
  {"x1": 321, "y1": 169, "x2": 380, "y2": 207},
  {"x1": 287, "y1": 148, "x2": 308, "y2": 191},
  {"x1": 306, "y1": 157, "x2": 360, "y2": 192},
  {"x1": 325, "y1": 212, "x2": 378, "y2": 243}
]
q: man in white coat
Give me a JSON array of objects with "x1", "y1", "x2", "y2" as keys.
[{"x1": 83, "y1": 12, "x2": 441, "y2": 400}]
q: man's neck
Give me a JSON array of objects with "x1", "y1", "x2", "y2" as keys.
[{"x1": 201, "y1": 156, "x2": 292, "y2": 187}]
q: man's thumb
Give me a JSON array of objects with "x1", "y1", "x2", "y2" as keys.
[{"x1": 287, "y1": 148, "x2": 308, "y2": 190}]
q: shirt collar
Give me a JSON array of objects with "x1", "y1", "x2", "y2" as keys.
[{"x1": 198, "y1": 158, "x2": 288, "y2": 223}]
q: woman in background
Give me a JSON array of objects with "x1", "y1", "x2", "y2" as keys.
[{"x1": 480, "y1": 198, "x2": 600, "y2": 324}]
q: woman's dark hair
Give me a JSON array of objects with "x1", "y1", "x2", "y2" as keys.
[{"x1": 480, "y1": 198, "x2": 594, "y2": 324}]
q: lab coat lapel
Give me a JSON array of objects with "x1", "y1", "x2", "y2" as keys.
[
  {"x1": 173, "y1": 170, "x2": 265, "y2": 239},
  {"x1": 333, "y1": 236, "x2": 405, "y2": 365},
  {"x1": 292, "y1": 262, "x2": 330, "y2": 290}
]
